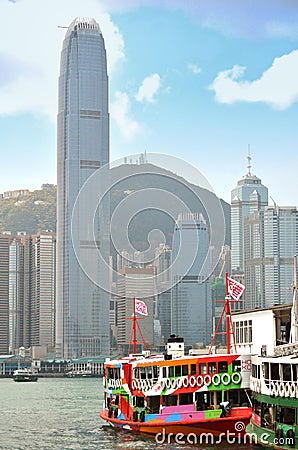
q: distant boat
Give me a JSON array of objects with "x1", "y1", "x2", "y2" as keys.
[
  {"x1": 13, "y1": 368, "x2": 38, "y2": 382},
  {"x1": 66, "y1": 370, "x2": 93, "y2": 378}
]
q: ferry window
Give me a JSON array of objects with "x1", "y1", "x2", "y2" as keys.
[
  {"x1": 208, "y1": 362, "x2": 216, "y2": 374},
  {"x1": 232, "y1": 360, "x2": 241, "y2": 372},
  {"x1": 270, "y1": 363, "x2": 279, "y2": 380},
  {"x1": 277, "y1": 406, "x2": 296, "y2": 426},
  {"x1": 168, "y1": 366, "x2": 174, "y2": 377},
  {"x1": 199, "y1": 363, "x2": 207, "y2": 374},
  {"x1": 140, "y1": 367, "x2": 146, "y2": 379},
  {"x1": 179, "y1": 393, "x2": 193, "y2": 405},
  {"x1": 263, "y1": 362, "x2": 269, "y2": 380},
  {"x1": 134, "y1": 368, "x2": 140, "y2": 379},
  {"x1": 253, "y1": 399, "x2": 261, "y2": 415},
  {"x1": 282, "y1": 364, "x2": 291, "y2": 381},
  {"x1": 135, "y1": 396, "x2": 145, "y2": 407},
  {"x1": 293, "y1": 365, "x2": 297, "y2": 382},
  {"x1": 191, "y1": 364, "x2": 196, "y2": 375},
  {"x1": 182, "y1": 365, "x2": 188, "y2": 376},
  {"x1": 175, "y1": 366, "x2": 181, "y2": 377},
  {"x1": 153, "y1": 366, "x2": 159, "y2": 379},
  {"x1": 147, "y1": 367, "x2": 153, "y2": 379},
  {"x1": 218, "y1": 361, "x2": 228, "y2": 373},
  {"x1": 147, "y1": 396, "x2": 160, "y2": 413},
  {"x1": 162, "y1": 395, "x2": 177, "y2": 406},
  {"x1": 252, "y1": 364, "x2": 260, "y2": 378},
  {"x1": 162, "y1": 367, "x2": 167, "y2": 378}
]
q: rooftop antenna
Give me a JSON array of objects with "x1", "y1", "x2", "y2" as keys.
[{"x1": 247, "y1": 145, "x2": 251, "y2": 176}]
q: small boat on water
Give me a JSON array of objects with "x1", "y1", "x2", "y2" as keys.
[
  {"x1": 246, "y1": 256, "x2": 298, "y2": 448},
  {"x1": 100, "y1": 274, "x2": 252, "y2": 442},
  {"x1": 13, "y1": 368, "x2": 38, "y2": 382}
]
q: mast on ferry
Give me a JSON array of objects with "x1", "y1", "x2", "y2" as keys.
[{"x1": 290, "y1": 255, "x2": 298, "y2": 344}]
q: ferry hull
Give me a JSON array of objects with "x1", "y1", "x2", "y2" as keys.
[
  {"x1": 100, "y1": 407, "x2": 251, "y2": 440},
  {"x1": 246, "y1": 421, "x2": 297, "y2": 449}
]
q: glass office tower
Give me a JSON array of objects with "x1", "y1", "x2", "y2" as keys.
[
  {"x1": 171, "y1": 213, "x2": 212, "y2": 346},
  {"x1": 56, "y1": 18, "x2": 110, "y2": 358}
]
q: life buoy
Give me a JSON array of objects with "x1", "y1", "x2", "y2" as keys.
[
  {"x1": 132, "y1": 379, "x2": 137, "y2": 390},
  {"x1": 212, "y1": 374, "x2": 221, "y2": 386},
  {"x1": 286, "y1": 428, "x2": 295, "y2": 448},
  {"x1": 115, "y1": 379, "x2": 120, "y2": 388},
  {"x1": 231, "y1": 372, "x2": 241, "y2": 385},
  {"x1": 171, "y1": 378, "x2": 177, "y2": 390},
  {"x1": 160, "y1": 379, "x2": 165, "y2": 390},
  {"x1": 197, "y1": 375, "x2": 203, "y2": 387},
  {"x1": 166, "y1": 378, "x2": 172, "y2": 389},
  {"x1": 133, "y1": 410, "x2": 138, "y2": 422},
  {"x1": 221, "y1": 373, "x2": 231, "y2": 386},
  {"x1": 139, "y1": 410, "x2": 145, "y2": 422},
  {"x1": 189, "y1": 376, "x2": 196, "y2": 388},
  {"x1": 204, "y1": 375, "x2": 212, "y2": 386},
  {"x1": 109, "y1": 379, "x2": 115, "y2": 388},
  {"x1": 183, "y1": 377, "x2": 189, "y2": 388},
  {"x1": 177, "y1": 377, "x2": 183, "y2": 389}
]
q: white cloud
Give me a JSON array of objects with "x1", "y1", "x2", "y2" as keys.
[
  {"x1": 135, "y1": 73, "x2": 161, "y2": 103},
  {"x1": 209, "y1": 50, "x2": 298, "y2": 110},
  {"x1": 188, "y1": 63, "x2": 201, "y2": 75},
  {"x1": 110, "y1": 91, "x2": 141, "y2": 140},
  {"x1": 0, "y1": 0, "x2": 124, "y2": 121}
]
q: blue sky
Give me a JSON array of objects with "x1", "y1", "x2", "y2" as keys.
[{"x1": 1, "y1": 0, "x2": 298, "y2": 205}]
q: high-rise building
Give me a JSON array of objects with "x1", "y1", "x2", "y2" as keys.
[
  {"x1": 0, "y1": 231, "x2": 56, "y2": 354},
  {"x1": 0, "y1": 234, "x2": 11, "y2": 353},
  {"x1": 56, "y1": 18, "x2": 110, "y2": 358},
  {"x1": 231, "y1": 155, "x2": 268, "y2": 274},
  {"x1": 117, "y1": 267, "x2": 155, "y2": 354},
  {"x1": 245, "y1": 205, "x2": 298, "y2": 309},
  {"x1": 171, "y1": 213, "x2": 212, "y2": 346},
  {"x1": 33, "y1": 232, "x2": 56, "y2": 348}
]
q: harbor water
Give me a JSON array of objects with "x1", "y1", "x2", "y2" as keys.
[{"x1": 0, "y1": 377, "x2": 258, "y2": 449}]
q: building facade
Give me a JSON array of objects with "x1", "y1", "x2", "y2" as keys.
[
  {"x1": 245, "y1": 206, "x2": 298, "y2": 309},
  {"x1": 231, "y1": 156, "x2": 268, "y2": 274},
  {"x1": 117, "y1": 267, "x2": 155, "y2": 354},
  {"x1": 0, "y1": 231, "x2": 56, "y2": 354},
  {"x1": 171, "y1": 213, "x2": 212, "y2": 346},
  {"x1": 56, "y1": 18, "x2": 110, "y2": 358}
]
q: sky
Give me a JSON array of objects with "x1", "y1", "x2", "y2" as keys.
[{"x1": 1, "y1": 0, "x2": 298, "y2": 206}]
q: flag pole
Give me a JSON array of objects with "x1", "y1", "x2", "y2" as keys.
[
  {"x1": 133, "y1": 296, "x2": 137, "y2": 354},
  {"x1": 225, "y1": 272, "x2": 231, "y2": 354}
]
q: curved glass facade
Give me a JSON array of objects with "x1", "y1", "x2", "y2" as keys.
[{"x1": 56, "y1": 18, "x2": 110, "y2": 358}]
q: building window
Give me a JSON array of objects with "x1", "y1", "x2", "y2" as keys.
[{"x1": 234, "y1": 320, "x2": 252, "y2": 344}]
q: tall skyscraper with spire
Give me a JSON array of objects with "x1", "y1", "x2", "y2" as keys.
[
  {"x1": 231, "y1": 153, "x2": 268, "y2": 274},
  {"x1": 56, "y1": 18, "x2": 110, "y2": 358}
]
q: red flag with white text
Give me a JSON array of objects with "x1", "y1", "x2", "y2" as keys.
[
  {"x1": 135, "y1": 299, "x2": 148, "y2": 316},
  {"x1": 227, "y1": 277, "x2": 245, "y2": 300}
]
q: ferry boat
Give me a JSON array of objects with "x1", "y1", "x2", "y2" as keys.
[
  {"x1": 100, "y1": 275, "x2": 252, "y2": 440},
  {"x1": 246, "y1": 257, "x2": 298, "y2": 448},
  {"x1": 13, "y1": 368, "x2": 38, "y2": 382}
]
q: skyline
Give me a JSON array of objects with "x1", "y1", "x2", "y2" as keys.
[{"x1": 1, "y1": 0, "x2": 298, "y2": 206}]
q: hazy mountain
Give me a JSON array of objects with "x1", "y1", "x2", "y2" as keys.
[{"x1": 0, "y1": 164, "x2": 231, "y2": 250}]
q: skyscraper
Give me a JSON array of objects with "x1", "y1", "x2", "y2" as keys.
[
  {"x1": 244, "y1": 205, "x2": 298, "y2": 309},
  {"x1": 171, "y1": 213, "x2": 211, "y2": 346},
  {"x1": 231, "y1": 155, "x2": 268, "y2": 274},
  {"x1": 56, "y1": 18, "x2": 110, "y2": 358}
]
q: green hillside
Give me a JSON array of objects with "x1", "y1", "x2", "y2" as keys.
[{"x1": 0, "y1": 187, "x2": 56, "y2": 234}]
